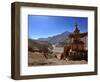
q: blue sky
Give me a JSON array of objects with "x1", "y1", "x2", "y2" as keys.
[{"x1": 28, "y1": 15, "x2": 88, "y2": 39}]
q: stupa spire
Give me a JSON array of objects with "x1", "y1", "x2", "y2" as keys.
[{"x1": 74, "y1": 23, "x2": 80, "y2": 34}]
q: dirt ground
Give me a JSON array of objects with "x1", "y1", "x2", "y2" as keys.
[
  {"x1": 28, "y1": 45, "x2": 87, "y2": 66},
  {"x1": 28, "y1": 51, "x2": 87, "y2": 66}
]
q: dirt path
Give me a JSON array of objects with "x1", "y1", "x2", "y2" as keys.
[{"x1": 52, "y1": 44, "x2": 64, "y2": 53}]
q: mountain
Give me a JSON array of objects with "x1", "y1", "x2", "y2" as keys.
[
  {"x1": 28, "y1": 31, "x2": 71, "y2": 50},
  {"x1": 38, "y1": 31, "x2": 71, "y2": 46},
  {"x1": 28, "y1": 39, "x2": 53, "y2": 52}
]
